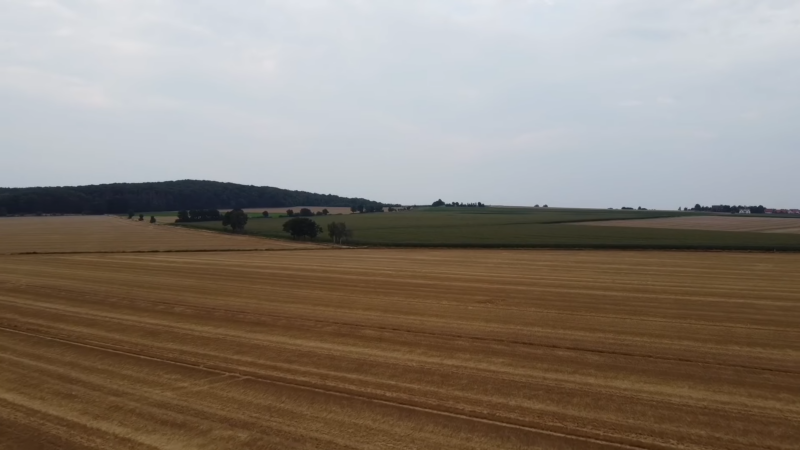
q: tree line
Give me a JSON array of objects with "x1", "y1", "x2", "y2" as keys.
[
  {"x1": 282, "y1": 218, "x2": 353, "y2": 243},
  {"x1": 684, "y1": 204, "x2": 767, "y2": 213},
  {"x1": 287, "y1": 208, "x2": 330, "y2": 217},
  {"x1": 168, "y1": 207, "x2": 354, "y2": 244},
  {"x1": 176, "y1": 209, "x2": 222, "y2": 222},
  {"x1": 0, "y1": 180, "x2": 387, "y2": 215},
  {"x1": 432, "y1": 199, "x2": 485, "y2": 207}
]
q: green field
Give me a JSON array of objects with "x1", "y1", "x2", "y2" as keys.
[{"x1": 175, "y1": 207, "x2": 800, "y2": 250}]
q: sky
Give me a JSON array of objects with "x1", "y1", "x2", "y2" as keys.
[{"x1": 1, "y1": 0, "x2": 799, "y2": 208}]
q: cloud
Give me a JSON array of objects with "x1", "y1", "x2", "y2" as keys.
[
  {"x1": 0, "y1": 0, "x2": 799, "y2": 207},
  {"x1": 0, "y1": 66, "x2": 111, "y2": 108}
]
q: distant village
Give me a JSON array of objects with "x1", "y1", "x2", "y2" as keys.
[
  {"x1": 707, "y1": 205, "x2": 800, "y2": 215},
  {"x1": 688, "y1": 205, "x2": 800, "y2": 215},
  {"x1": 764, "y1": 209, "x2": 800, "y2": 215}
]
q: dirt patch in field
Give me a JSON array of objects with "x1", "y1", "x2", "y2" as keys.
[
  {"x1": 1, "y1": 249, "x2": 799, "y2": 449},
  {"x1": 0, "y1": 216, "x2": 315, "y2": 254},
  {"x1": 575, "y1": 215, "x2": 800, "y2": 234}
]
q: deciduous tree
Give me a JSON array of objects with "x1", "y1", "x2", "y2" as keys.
[
  {"x1": 222, "y1": 209, "x2": 249, "y2": 233},
  {"x1": 326, "y1": 222, "x2": 353, "y2": 244},
  {"x1": 282, "y1": 218, "x2": 323, "y2": 240}
]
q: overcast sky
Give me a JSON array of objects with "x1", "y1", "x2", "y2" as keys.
[{"x1": 2, "y1": 1, "x2": 799, "y2": 208}]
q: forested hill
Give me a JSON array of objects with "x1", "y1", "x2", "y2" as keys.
[{"x1": 0, "y1": 180, "x2": 388, "y2": 215}]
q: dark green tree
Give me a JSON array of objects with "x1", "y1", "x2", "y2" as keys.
[
  {"x1": 350, "y1": 206, "x2": 357, "y2": 213},
  {"x1": 282, "y1": 217, "x2": 323, "y2": 240},
  {"x1": 432, "y1": 199, "x2": 445, "y2": 207},
  {"x1": 299, "y1": 208, "x2": 313, "y2": 217},
  {"x1": 177, "y1": 210, "x2": 189, "y2": 221},
  {"x1": 286, "y1": 209, "x2": 294, "y2": 217},
  {"x1": 128, "y1": 210, "x2": 135, "y2": 219},
  {"x1": 262, "y1": 210, "x2": 270, "y2": 218},
  {"x1": 138, "y1": 214, "x2": 144, "y2": 221},
  {"x1": 222, "y1": 209, "x2": 249, "y2": 233},
  {"x1": 322, "y1": 208, "x2": 329, "y2": 215},
  {"x1": 326, "y1": 222, "x2": 353, "y2": 244},
  {"x1": 150, "y1": 216, "x2": 156, "y2": 224},
  {"x1": 357, "y1": 204, "x2": 364, "y2": 213}
]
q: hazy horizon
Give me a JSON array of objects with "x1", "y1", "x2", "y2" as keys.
[{"x1": 2, "y1": 1, "x2": 799, "y2": 209}]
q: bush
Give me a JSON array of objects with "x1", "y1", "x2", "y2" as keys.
[
  {"x1": 262, "y1": 210, "x2": 269, "y2": 218},
  {"x1": 299, "y1": 208, "x2": 314, "y2": 217}
]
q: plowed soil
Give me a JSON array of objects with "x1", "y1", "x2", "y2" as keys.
[
  {"x1": 578, "y1": 216, "x2": 800, "y2": 234},
  {"x1": 2, "y1": 249, "x2": 799, "y2": 449},
  {"x1": 0, "y1": 216, "x2": 313, "y2": 254}
]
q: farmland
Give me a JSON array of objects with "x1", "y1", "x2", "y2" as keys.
[
  {"x1": 179, "y1": 207, "x2": 800, "y2": 250},
  {"x1": 1, "y1": 248, "x2": 799, "y2": 449},
  {"x1": 578, "y1": 216, "x2": 800, "y2": 234},
  {"x1": 0, "y1": 216, "x2": 313, "y2": 254}
]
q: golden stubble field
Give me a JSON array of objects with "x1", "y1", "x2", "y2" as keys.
[
  {"x1": 578, "y1": 216, "x2": 800, "y2": 234},
  {"x1": 0, "y1": 216, "x2": 313, "y2": 254},
  {"x1": 1, "y1": 238, "x2": 799, "y2": 449}
]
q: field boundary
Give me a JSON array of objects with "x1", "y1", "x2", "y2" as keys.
[
  {"x1": 359, "y1": 243, "x2": 800, "y2": 252},
  {"x1": 1, "y1": 247, "x2": 340, "y2": 256}
]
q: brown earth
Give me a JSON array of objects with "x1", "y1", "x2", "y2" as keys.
[
  {"x1": 577, "y1": 216, "x2": 800, "y2": 234},
  {"x1": 0, "y1": 216, "x2": 314, "y2": 254},
  {"x1": 1, "y1": 249, "x2": 799, "y2": 449}
]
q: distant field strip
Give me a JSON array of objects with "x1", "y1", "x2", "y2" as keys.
[
  {"x1": 576, "y1": 216, "x2": 800, "y2": 234},
  {"x1": 1, "y1": 250, "x2": 799, "y2": 449},
  {"x1": 183, "y1": 208, "x2": 800, "y2": 249},
  {"x1": 0, "y1": 216, "x2": 314, "y2": 254}
]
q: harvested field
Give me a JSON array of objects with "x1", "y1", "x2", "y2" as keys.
[
  {"x1": 1, "y1": 249, "x2": 799, "y2": 449},
  {"x1": 578, "y1": 216, "x2": 800, "y2": 234},
  {"x1": 0, "y1": 216, "x2": 313, "y2": 254}
]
